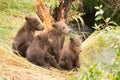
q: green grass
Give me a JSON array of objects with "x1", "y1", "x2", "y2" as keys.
[
  {"x1": 0, "y1": 13, "x2": 22, "y2": 50},
  {"x1": 0, "y1": 0, "x2": 36, "y2": 50},
  {"x1": 0, "y1": 0, "x2": 34, "y2": 13}
]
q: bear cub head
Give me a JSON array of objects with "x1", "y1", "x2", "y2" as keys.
[
  {"x1": 69, "y1": 35, "x2": 83, "y2": 54},
  {"x1": 25, "y1": 15, "x2": 44, "y2": 31},
  {"x1": 52, "y1": 21, "x2": 71, "y2": 35}
]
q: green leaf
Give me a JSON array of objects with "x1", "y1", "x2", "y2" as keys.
[
  {"x1": 93, "y1": 23, "x2": 99, "y2": 30},
  {"x1": 109, "y1": 21, "x2": 119, "y2": 26},
  {"x1": 89, "y1": 74, "x2": 94, "y2": 79},
  {"x1": 92, "y1": 63, "x2": 98, "y2": 68},
  {"x1": 95, "y1": 70, "x2": 102, "y2": 75},
  {"x1": 78, "y1": 16, "x2": 85, "y2": 27},
  {"x1": 95, "y1": 9, "x2": 104, "y2": 16},
  {"x1": 95, "y1": 15, "x2": 102, "y2": 20},
  {"x1": 95, "y1": 23, "x2": 98, "y2": 27},
  {"x1": 93, "y1": 23, "x2": 104, "y2": 30},
  {"x1": 94, "y1": 6, "x2": 100, "y2": 10},
  {"x1": 105, "y1": 17, "x2": 111, "y2": 23},
  {"x1": 89, "y1": 68, "x2": 93, "y2": 73},
  {"x1": 100, "y1": 5, "x2": 103, "y2": 8},
  {"x1": 95, "y1": 5, "x2": 102, "y2": 10},
  {"x1": 72, "y1": 16, "x2": 81, "y2": 31}
]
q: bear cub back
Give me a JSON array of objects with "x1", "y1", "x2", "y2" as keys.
[{"x1": 26, "y1": 34, "x2": 51, "y2": 68}]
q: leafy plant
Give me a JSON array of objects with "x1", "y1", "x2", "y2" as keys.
[
  {"x1": 82, "y1": 0, "x2": 120, "y2": 25},
  {"x1": 72, "y1": 13, "x2": 85, "y2": 31},
  {"x1": 76, "y1": 63, "x2": 103, "y2": 80},
  {"x1": 93, "y1": 5, "x2": 119, "y2": 30},
  {"x1": 69, "y1": 4, "x2": 120, "y2": 79},
  {"x1": 70, "y1": 49, "x2": 120, "y2": 80}
]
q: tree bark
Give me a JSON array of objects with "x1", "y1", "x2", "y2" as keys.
[
  {"x1": 53, "y1": 0, "x2": 75, "y2": 21},
  {"x1": 34, "y1": 0, "x2": 75, "y2": 33},
  {"x1": 34, "y1": 0, "x2": 54, "y2": 34}
]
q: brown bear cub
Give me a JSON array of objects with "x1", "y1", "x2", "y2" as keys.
[
  {"x1": 26, "y1": 34, "x2": 60, "y2": 69},
  {"x1": 47, "y1": 21, "x2": 71, "y2": 61},
  {"x1": 12, "y1": 15, "x2": 44, "y2": 57},
  {"x1": 26, "y1": 34, "x2": 52, "y2": 68},
  {"x1": 59, "y1": 35, "x2": 82, "y2": 70}
]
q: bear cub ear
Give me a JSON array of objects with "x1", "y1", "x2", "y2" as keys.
[
  {"x1": 52, "y1": 23, "x2": 57, "y2": 28},
  {"x1": 25, "y1": 15, "x2": 33, "y2": 21},
  {"x1": 25, "y1": 16, "x2": 30, "y2": 21},
  {"x1": 70, "y1": 37, "x2": 74, "y2": 42}
]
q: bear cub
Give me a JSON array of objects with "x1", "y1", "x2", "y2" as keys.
[
  {"x1": 47, "y1": 21, "x2": 71, "y2": 63},
  {"x1": 59, "y1": 35, "x2": 82, "y2": 70},
  {"x1": 26, "y1": 34, "x2": 51, "y2": 68},
  {"x1": 12, "y1": 15, "x2": 44, "y2": 57}
]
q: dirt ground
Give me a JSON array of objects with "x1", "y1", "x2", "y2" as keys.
[{"x1": 0, "y1": 48, "x2": 80, "y2": 80}]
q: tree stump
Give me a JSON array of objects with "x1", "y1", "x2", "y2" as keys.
[
  {"x1": 34, "y1": 0, "x2": 76, "y2": 33},
  {"x1": 34, "y1": 0, "x2": 54, "y2": 34}
]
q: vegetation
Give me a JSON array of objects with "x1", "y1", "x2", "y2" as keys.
[
  {"x1": 93, "y1": 5, "x2": 119, "y2": 30},
  {"x1": 82, "y1": 0, "x2": 120, "y2": 25},
  {"x1": 0, "y1": 0, "x2": 36, "y2": 50},
  {"x1": 0, "y1": 0, "x2": 120, "y2": 80},
  {"x1": 70, "y1": 4, "x2": 120, "y2": 80},
  {"x1": 70, "y1": 28, "x2": 120, "y2": 80}
]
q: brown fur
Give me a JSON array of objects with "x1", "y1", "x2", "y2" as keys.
[
  {"x1": 45, "y1": 52, "x2": 60, "y2": 69},
  {"x1": 59, "y1": 35, "x2": 82, "y2": 70},
  {"x1": 46, "y1": 21, "x2": 71, "y2": 68},
  {"x1": 12, "y1": 15, "x2": 44, "y2": 57},
  {"x1": 26, "y1": 35, "x2": 51, "y2": 68}
]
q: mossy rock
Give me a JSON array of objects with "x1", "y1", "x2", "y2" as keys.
[{"x1": 80, "y1": 27, "x2": 120, "y2": 66}]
